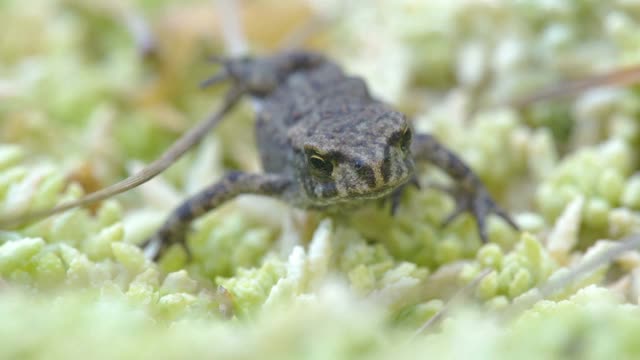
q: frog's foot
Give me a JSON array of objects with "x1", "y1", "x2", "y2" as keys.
[
  {"x1": 142, "y1": 222, "x2": 191, "y2": 261},
  {"x1": 142, "y1": 172, "x2": 294, "y2": 261},
  {"x1": 388, "y1": 176, "x2": 421, "y2": 216},
  {"x1": 200, "y1": 56, "x2": 232, "y2": 88},
  {"x1": 201, "y1": 52, "x2": 325, "y2": 95},
  {"x1": 200, "y1": 55, "x2": 276, "y2": 93},
  {"x1": 429, "y1": 182, "x2": 519, "y2": 242}
]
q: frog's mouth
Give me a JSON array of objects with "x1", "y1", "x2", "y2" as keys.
[
  {"x1": 342, "y1": 157, "x2": 415, "y2": 201},
  {"x1": 344, "y1": 178, "x2": 408, "y2": 201},
  {"x1": 313, "y1": 173, "x2": 410, "y2": 206},
  {"x1": 305, "y1": 157, "x2": 415, "y2": 207},
  {"x1": 308, "y1": 184, "x2": 403, "y2": 209}
]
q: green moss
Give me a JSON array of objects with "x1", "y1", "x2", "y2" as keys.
[
  {"x1": 621, "y1": 175, "x2": 640, "y2": 209},
  {"x1": 2, "y1": 0, "x2": 640, "y2": 358},
  {"x1": 0, "y1": 237, "x2": 45, "y2": 275}
]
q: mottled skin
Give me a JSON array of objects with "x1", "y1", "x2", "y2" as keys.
[{"x1": 143, "y1": 51, "x2": 518, "y2": 260}]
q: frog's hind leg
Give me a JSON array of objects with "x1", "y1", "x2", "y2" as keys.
[
  {"x1": 143, "y1": 172, "x2": 293, "y2": 260},
  {"x1": 411, "y1": 133, "x2": 518, "y2": 242},
  {"x1": 201, "y1": 51, "x2": 328, "y2": 96}
]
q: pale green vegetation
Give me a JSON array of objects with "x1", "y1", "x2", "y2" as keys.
[{"x1": 2, "y1": 0, "x2": 640, "y2": 359}]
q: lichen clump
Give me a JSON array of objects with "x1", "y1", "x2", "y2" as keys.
[{"x1": 2, "y1": 0, "x2": 640, "y2": 358}]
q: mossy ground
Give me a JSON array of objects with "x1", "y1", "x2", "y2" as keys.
[{"x1": 2, "y1": 0, "x2": 640, "y2": 359}]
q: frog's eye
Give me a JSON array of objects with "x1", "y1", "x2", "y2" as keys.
[
  {"x1": 399, "y1": 127, "x2": 412, "y2": 153},
  {"x1": 307, "y1": 152, "x2": 334, "y2": 178}
]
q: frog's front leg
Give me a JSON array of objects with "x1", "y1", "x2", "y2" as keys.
[
  {"x1": 412, "y1": 133, "x2": 518, "y2": 242},
  {"x1": 143, "y1": 172, "x2": 294, "y2": 260}
]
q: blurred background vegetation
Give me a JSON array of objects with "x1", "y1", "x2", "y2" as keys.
[{"x1": 3, "y1": 0, "x2": 640, "y2": 359}]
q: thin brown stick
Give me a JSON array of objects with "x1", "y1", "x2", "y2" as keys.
[
  {"x1": 504, "y1": 235, "x2": 640, "y2": 319},
  {"x1": 0, "y1": 86, "x2": 245, "y2": 228},
  {"x1": 410, "y1": 235, "x2": 640, "y2": 338},
  {"x1": 509, "y1": 64, "x2": 640, "y2": 108},
  {"x1": 0, "y1": 1, "x2": 251, "y2": 229},
  {"x1": 411, "y1": 268, "x2": 492, "y2": 339}
]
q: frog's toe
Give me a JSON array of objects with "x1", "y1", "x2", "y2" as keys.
[
  {"x1": 389, "y1": 189, "x2": 403, "y2": 216},
  {"x1": 142, "y1": 234, "x2": 163, "y2": 261},
  {"x1": 200, "y1": 56, "x2": 241, "y2": 88},
  {"x1": 387, "y1": 176, "x2": 421, "y2": 216},
  {"x1": 492, "y1": 205, "x2": 519, "y2": 231},
  {"x1": 142, "y1": 228, "x2": 191, "y2": 261},
  {"x1": 200, "y1": 70, "x2": 229, "y2": 89},
  {"x1": 437, "y1": 185, "x2": 519, "y2": 243}
]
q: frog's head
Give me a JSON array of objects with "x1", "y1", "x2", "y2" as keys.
[{"x1": 289, "y1": 103, "x2": 415, "y2": 206}]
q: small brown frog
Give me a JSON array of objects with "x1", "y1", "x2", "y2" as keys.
[{"x1": 143, "y1": 51, "x2": 518, "y2": 259}]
